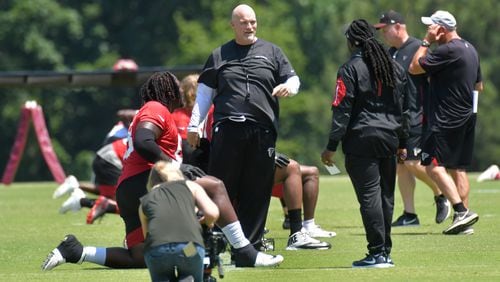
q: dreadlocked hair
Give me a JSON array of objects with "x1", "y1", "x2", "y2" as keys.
[
  {"x1": 140, "y1": 71, "x2": 182, "y2": 110},
  {"x1": 346, "y1": 19, "x2": 396, "y2": 88}
]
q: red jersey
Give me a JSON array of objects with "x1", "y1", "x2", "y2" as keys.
[
  {"x1": 203, "y1": 106, "x2": 215, "y2": 141},
  {"x1": 172, "y1": 105, "x2": 215, "y2": 141},
  {"x1": 112, "y1": 138, "x2": 127, "y2": 162},
  {"x1": 172, "y1": 107, "x2": 192, "y2": 139},
  {"x1": 119, "y1": 101, "x2": 182, "y2": 183}
]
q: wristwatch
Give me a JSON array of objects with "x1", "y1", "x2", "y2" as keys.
[{"x1": 421, "y1": 40, "x2": 431, "y2": 47}]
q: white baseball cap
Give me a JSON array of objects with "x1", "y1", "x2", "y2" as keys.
[{"x1": 421, "y1": 10, "x2": 457, "y2": 30}]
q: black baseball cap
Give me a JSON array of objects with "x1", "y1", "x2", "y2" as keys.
[{"x1": 373, "y1": 10, "x2": 405, "y2": 29}]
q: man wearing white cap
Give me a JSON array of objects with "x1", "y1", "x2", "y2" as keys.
[
  {"x1": 374, "y1": 10, "x2": 450, "y2": 228},
  {"x1": 409, "y1": 10, "x2": 483, "y2": 235}
]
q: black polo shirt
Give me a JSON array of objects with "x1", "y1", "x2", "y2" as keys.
[
  {"x1": 198, "y1": 39, "x2": 296, "y2": 133},
  {"x1": 419, "y1": 38, "x2": 482, "y2": 130},
  {"x1": 389, "y1": 37, "x2": 429, "y2": 133}
]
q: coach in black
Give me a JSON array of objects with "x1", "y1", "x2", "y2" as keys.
[
  {"x1": 409, "y1": 10, "x2": 482, "y2": 235},
  {"x1": 187, "y1": 4, "x2": 299, "y2": 249},
  {"x1": 375, "y1": 10, "x2": 450, "y2": 227},
  {"x1": 321, "y1": 19, "x2": 410, "y2": 268}
]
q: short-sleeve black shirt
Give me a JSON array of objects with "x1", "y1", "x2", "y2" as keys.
[
  {"x1": 198, "y1": 39, "x2": 296, "y2": 133},
  {"x1": 419, "y1": 38, "x2": 481, "y2": 130},
  {"x1": 389, "y1": 37, "x2": 429, "y2": 133}
]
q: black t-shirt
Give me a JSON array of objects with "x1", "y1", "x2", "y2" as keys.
[
  {"x1": 389, "y1": 37, "x2": 429, "y2": 133},
  {"x1": 198, "y1": 39, "x2": 296, "y2": 133},
  {"x1": 419, "y1": 38, "x2": 481, "y2": 130}
]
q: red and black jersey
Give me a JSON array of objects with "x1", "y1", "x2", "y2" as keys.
[{"x1": 119, "y1": 101, "x2": 182, "y2": 183}]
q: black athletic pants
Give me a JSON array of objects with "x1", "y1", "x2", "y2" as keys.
[
  {"x1": 208, "y1": 121, "x2": 276, "y2": 246},
  {"x1": 345, "y1": 154, "x2": 396, "y2": 255}
]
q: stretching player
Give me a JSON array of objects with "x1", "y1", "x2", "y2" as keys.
[
  {"x1": 54, "y1": 137, "x2": 126, "y2": 224},
  {"x1": 273, "y1": 153, "x2": 334, "y2": 250},
  {"x1": 42, "y1": 71, "x2": 282, "y2": 272}
]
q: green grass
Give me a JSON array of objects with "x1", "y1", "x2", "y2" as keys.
[{"x1": 1, "y1": 174, "x2": 499, "y2": 281}]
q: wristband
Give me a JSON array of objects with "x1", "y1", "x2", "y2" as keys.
[{"x1": 421, "y1": 40, "x2": 431, "y2": 47}]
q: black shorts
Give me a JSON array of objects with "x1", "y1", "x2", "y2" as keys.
[
  {"x1": 181, "y1": 138, "x2": 210, "y2": 173},
  {"x1": 92, "y1": 155, "x2": 121, "y2": 186},
  {"x1": 405, "y1": 133, "x2": 422, "y2": 160},
  {"x1": 421, "y1": 116, "x2": 476, "y2": 169},
  {"x1": 115, "y1": 169, "x2": 150, "y2": 248}
]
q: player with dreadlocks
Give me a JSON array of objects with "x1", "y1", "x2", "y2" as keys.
[
  {"x1": 321, "y1": 19, "x2": 410, "y2": 268},
  {"x1": 42, "y1": 71, "x2": 283, "y2": 271}
]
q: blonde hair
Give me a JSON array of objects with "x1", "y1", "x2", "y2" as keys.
[
  {"x1": 179, "y1": 74, "x2": 199, "y2": 109},
  {"x1": 147, "y1": 161, "x2": 185, "y2": 192}
]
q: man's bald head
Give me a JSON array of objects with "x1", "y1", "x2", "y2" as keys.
[{"x1": 230, "y1": 4, "x2": 257, "y2": 45}]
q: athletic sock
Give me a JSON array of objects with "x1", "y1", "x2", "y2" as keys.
[
  {"x1": 80, "y1": 198, "x2": 95, "y2": 208},
  {"x1": 221, "y1": 221, "x2": 251, "y2": 249},
  {"x1": 288, "y1": 209, "x2": 302, "y2": 235},
  {"x1": 105, "y1": 203, "x2": 117, "y2": 213},
  {"x1": 82, "y1": 246, "x2": 106, "y2": 265},
  {"x1": 232, "y1": 244, "x2": 258, "y2": 267},
  {"x1": 452, "y1": 202, "x2": 467, "y2": 213},
  {"x1": 302, "y1": 218, "x2": 316, "y2": 230},
  {"x1": 403, "y1": 211, "x2": 417, "y2": 218}
]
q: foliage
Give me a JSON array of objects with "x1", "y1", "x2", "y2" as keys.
[{"x1": 0, "y1": 0, "x2": 499, "y2": 181}]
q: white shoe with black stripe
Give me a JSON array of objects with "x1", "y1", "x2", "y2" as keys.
[{"x1": 286, "y1": 231, "x2": 331, "y2": 250}]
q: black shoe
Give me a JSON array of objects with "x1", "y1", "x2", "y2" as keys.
[
  {"x1": 435, "y1": 195, "x2": 451, "y2": 224},
  {"x1": 352, "y1": 253, "x2": 394, "y2": 268},
  {"x1": 391, "y1": 212, "x2": 420, "y2": 227},
  {"x1": 386, "y1": 254, "x2": 394, "y2": 266},
  {"x1": 282, "y1": 215, "x2": 290, "y2": 230},
  {"x1": 41, "y1": 234, "x2": 84, "y2": 270},
  {"x1": 443, "y1": 209, "x2": 479, "y2": 235}
]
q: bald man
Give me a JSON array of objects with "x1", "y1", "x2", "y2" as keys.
[{"x1": 187, "y1": 4, "x2": 304, "y2": 252}]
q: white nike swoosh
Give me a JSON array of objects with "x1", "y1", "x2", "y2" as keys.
[
  {"x1": 157, "y1": 114, "x2": 165, "y2": 122},
  {"x1": 364, "y1": 258, "x2": 376, "y2": 264},
  {"x1": 402, "y1": 218, "x2": 417, "y2": 225}
]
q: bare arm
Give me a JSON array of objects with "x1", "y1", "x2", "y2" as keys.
[
  {"x1": 409, "y1": 24, "x2": 442, "y2": 75},
  {"x1": 186, "y1": 180, "x2": 219, "y2": 227},
  {"x1": 408, "y1": 45, "x2": 429, "y2": 75},
  {"x1": 138, "y1": 204, "x2": 148, "y2": 238}
]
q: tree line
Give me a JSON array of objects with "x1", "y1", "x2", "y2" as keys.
[{"x1": 1, "y1": 0, "x2": 498, "y2": 181}]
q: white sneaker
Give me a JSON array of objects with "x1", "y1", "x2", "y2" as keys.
[
  {"x1": 53, "y1": 175, "x2": 79, "y2": 199},
  {"x1": 286, "y1": 231, "x2": 331, "y2": 250},
  {"x1": 477, "y1": 165, "x2": 499, "y2": 182},
  {"x1": 41, "y1": 234, "x2": 85, "y2": 270},
  {"x1": 41, "y1": 248, "x2": 65, "y2": 270},
  {"x1": 304, "y1": 225, "x2": 337, "y2": 238},
  {"x1": 254, "y1": 252, "x2": 284, "y2": 267},
  {"x1": 59, "y1": 188, "x2": 85, "y2": 214}
]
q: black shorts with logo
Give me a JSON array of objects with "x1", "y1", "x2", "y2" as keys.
[{"x1": 421, "y1": 116, "x2": 476, "y2": 169}]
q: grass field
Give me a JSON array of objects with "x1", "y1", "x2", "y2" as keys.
[{"x1": 1, "y1": 174, "x2": 499, "y2": 281}]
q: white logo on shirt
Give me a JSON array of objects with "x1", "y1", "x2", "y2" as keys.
[
  {"x1": 157, "y1": 114, "x2": 165, "y2": 122},
  {"x1": 267, "y1": 147, "x2": 275, "y2": 158}
]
